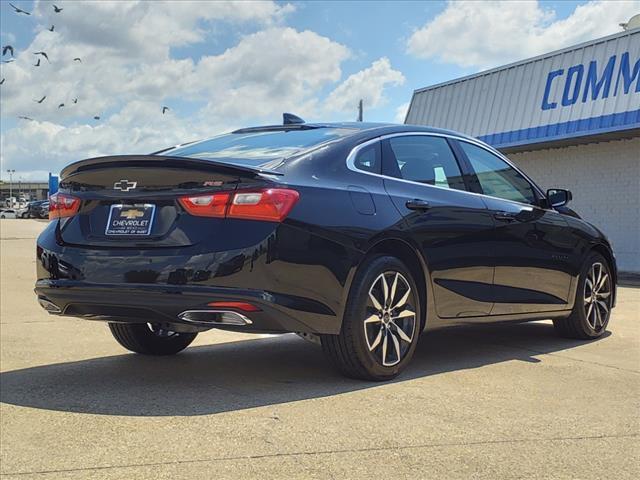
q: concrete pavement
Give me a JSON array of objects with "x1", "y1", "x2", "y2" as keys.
[{"x1": 1, "y1": 219, "x2": 638, "y2": 479}]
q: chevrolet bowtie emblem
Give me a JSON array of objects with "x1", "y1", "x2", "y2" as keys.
[
  {"x1": 114, "y1": 180, "x2": 137, "y2": 192},
  {"x1": 121, "y1": 209, "x2": 145, "y2": 220}
]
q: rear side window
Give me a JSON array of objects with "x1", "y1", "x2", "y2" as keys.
[
  {"x1": 352, "y1": 142, "x2": 381, "y2": 174},
  {"x1": 459, "y1": 141, "x2": 536, "y2": 204},
  {"x1": 384, "y1": 136, "x2": 466, "y2": 191}
]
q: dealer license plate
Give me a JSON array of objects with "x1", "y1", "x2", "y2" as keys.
[{"x1": 105, "y1": 204, "x2": 156, "y2": 236}]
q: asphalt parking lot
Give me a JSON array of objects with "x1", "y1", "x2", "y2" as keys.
[{"x1": 0, "y1": 218, "x2": 638, "y2": 479}]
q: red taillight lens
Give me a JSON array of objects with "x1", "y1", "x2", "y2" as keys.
[
  {"x1": 228, "y1": 189, "x2": 299, "y2": 222},
  {"x1": 207, "y1": 301, "x2": 261, "y2": 312},
  {"x1": 49, "y1": 193, "x2": 80, "y2": 219},
  {"x1": 179, "y1": 188, "x2": 299, "y2": 222},
  {"x1": 178, "y1": 193, "x2": 231, "y2": 217}
]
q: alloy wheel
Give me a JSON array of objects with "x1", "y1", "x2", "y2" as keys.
[
  {"x1": 364, "y1": 271, "x2": 417, "y2": 367},
  {"x1": 584, "y1": 262, "x2": 611, "y2": 330}
]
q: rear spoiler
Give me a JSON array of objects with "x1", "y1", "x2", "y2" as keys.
[{"x1": 60, "y1": 155, "x2": 284, "y2": 181}]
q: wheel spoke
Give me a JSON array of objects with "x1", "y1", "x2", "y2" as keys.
[
  {"x1": 382, "y1": 331, "x2": 388, "y2": 365},
  {"x1": 381, "y1": 274, "x2": 390, "y2": 306},
  {"x1": 389, "y1": 273, "x2": 399, "y2": 308},
  {"x1": 393, "y1": 308, "x2": 415, "y2": 319},
  {"x1": 389, "y1": 331, "x2": 401, "y2": 366},
  {"x1": 585, "y1": 278, "x2": 593, "y2": 295},
  {"x1": 367, "y1": 327, "x2": 383, "y2": 351},
  {"x1": 595, "y1": 303, "x2": 602, "y2": 327},
  {"x1": 369, "y1": 291, "x2": 383, "y2": 311},
  {"x1": 586, "y1": 302, "x2": 594, "y2": 327},
  {"x1": 391, "y1": 321, "x2": 413, "y2": 343},
  {"x1": 364, "y1": 314, "x2": 382, "y2": 325},
  {"x1": 597, "y1": 273, "x2": 608, "y2": 292},
  {"x1": 597, "y1": 290, "x2": 611, "y2": 299},
  {"x1": 596, "y1": 300, "x2": 609, "y2": 315},
  {"x1": 392, "y1": 289, "x2": 411, "y2": 310}
]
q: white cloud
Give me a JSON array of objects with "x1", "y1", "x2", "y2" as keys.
[
  {"x1": 0, "y1": 2, "x2": 408, "y2": 179},
  {"x1": 324, "y1": 57, "x2": 405, "y2": 115},
  {"x1": 0, "y1": 2, "x2": 353, "y2": 178},
  {"x1": 406, "y1": 0, "x2": 640, "y2": 69},
  {"x1": 394, "y1": 102, "x2": 410, "y2": 124}
]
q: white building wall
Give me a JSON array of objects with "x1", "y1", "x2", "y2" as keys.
[{"x1": 508, "y1": 137, "x2": 640, "y2": 273}]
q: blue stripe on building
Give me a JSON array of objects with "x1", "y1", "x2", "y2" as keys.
[{"x1": 479, "y1": 109, "x2": 640, "y2": 149}]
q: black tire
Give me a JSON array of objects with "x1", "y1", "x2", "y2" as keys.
[
  {"x1": 553, "y1": 252, "x2": 613, "y2": 339},
  {"x1": 109, "y1": 323, "x2": 197, "y2": 355},
  {"x1": 321, "y1": 255, "x2": 421, "y2": 381}
]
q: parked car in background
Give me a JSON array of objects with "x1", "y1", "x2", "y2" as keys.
[
  {"x1": 34, "y1": 119, "x2": 617, "y2": 380},
  {"x1": 0, "y1": 209, "x2": 17, "y2": 219},
  {"x1": 24, "y1": 201, "x2": 48, "y2": 219},
  {"x1": 39, "y1": 202, "x2": 50, "y2": 219}
]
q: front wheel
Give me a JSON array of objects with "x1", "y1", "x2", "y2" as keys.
[
  {"x1": 321, "y1": 255, "x2": 421, "y2": 381},
  {"x1": 109, "y1": 323, "x2": 197, "y2": 355},
  {"x1": 553, "y1": 253, "x2": 613, "y2": 339}
]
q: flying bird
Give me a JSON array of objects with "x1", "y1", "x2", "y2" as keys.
[
  {"x1": 18, "y1": 116, "x2": 34, "y2": 121},
  {"x1": 162, "y1": 106, "x2": 169, "y2": 114},
  {"x1": 93, "y1": 116, "x2": 100, "y2": 120},
  {"x1": 72, "y1": 98, "x2": 78, "y2": 104},
  {"x1": 33, "y1": 51, "x2": 50, "y2": 62},
  {"x1": 9, "y1": 3, "x2": 31, "y2": 15},
  {"x1": 48, "y1": 25, "x2": 55, "y2": 32},
  {"x1": 58, "y1": 103, "x2": 65, "y2": 108},
  {"x1": 53, "y1": 4, "x2": 63, "y2": 13},
  {"x1": 34, "y1": 96, "x2": 46, "y2": 104},
  {"x1": 73, "y1": 57, "x2": 82, "y2": 63},
  {"x1": 2, "y1": 45, "x2": 14, "y2": 57},
  {"x1": 0, "y1": 78, "x2": 4, "y2": 85},
  {"x1": 34, "y1": 58, "x2": 41, "y2": 67}
]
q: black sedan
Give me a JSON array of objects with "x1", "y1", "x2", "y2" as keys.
[{"x1": 35, "y1": 118, "x2": 616, "y2": 380}]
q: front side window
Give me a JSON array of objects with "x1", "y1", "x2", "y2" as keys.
[
  {"x1": 384, "y1": 136, "x2": 466, "y2": 191},
  {"x1": 459, "y1": 141, "x2": 537, "y2": 204}
]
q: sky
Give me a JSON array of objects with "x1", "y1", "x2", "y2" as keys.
[{"x1": 1, "y1": 0, "x2": 638, "y2": 181}]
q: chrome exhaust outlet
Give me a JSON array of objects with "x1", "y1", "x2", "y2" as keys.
[
  {"x1": 38, "y1": 297, "x2": 62, "y2": 314},
  {"x1": 177, "y1": 310, "x2": 253, "y2": 326}
]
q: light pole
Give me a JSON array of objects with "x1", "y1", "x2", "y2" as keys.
[{"x1": 6, "y1": 169, "x2": 15, "y2": 207}]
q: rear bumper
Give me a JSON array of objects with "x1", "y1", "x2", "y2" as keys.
[{"x1": 35, "y1": 280, "x2": 338, "y2": 334}]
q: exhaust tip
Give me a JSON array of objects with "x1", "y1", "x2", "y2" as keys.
[
  {"x1": 178, "y1": 310, "x2": 253, "y2": 326},
  {"x1": 38, "y1": 297, "x2": 62, "y2": 314}
]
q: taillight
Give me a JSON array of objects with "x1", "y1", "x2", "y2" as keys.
[
  {"x1": 228, "y1": 189, "x2": 299, "y2": 222},
  {"x1": 178, "y1": 192, "x2": 230, "y2": 217},
  {"x1": 179, "y1": 188, "x2": 299, "y2": 222},
  {"x1": 49, "y1": 193, "x2": 80, "y2": 219}
]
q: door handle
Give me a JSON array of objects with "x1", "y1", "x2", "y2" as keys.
[
  {"x1": 493, "y1": 211, "x2": 517, "y2": 222},
  {"x1": 406, "y1": 199, "x2": 431, "y2": 211}
]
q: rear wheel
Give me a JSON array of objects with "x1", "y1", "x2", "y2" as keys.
[
  {"x1": 321, "y1": 255, "x2": 421, "y2": 381},
  {"x1": 109, "y1": 323, "x2": 197, "y2": 355},
  {"x1": 553, "y1": 253, "x2": 613, "y2": 339}
]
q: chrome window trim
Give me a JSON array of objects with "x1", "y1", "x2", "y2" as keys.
[{"x1": 345, "y1": 131, "x2": 551, "y2": 211}]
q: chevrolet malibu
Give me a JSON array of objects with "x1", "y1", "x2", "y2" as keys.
[{"x1": 35, "y1": 118, "x2": 616, "y2": 380}]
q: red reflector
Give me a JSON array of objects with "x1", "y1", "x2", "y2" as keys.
[
  {"x1": 206, "y1": 301, "x2": 261, "y2": 312},
  {"x1": 178, "y1": 193, "x2": 230, "y2": 217},
  {"x1": 228, "y1": 188, "x2": 299, "y2": 222},
  {"x1": 49, "y1": 193, "x2": 80, "y2": 219}
]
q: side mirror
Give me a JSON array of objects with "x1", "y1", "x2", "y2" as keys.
[{"x1": 547, "y1": 188, "x2": 572, "y2": 208}]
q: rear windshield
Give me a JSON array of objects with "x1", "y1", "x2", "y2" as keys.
[{"x1": 165, "y1": 128, "x2": 355, "y2": 167}]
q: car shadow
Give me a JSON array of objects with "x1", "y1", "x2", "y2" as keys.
[{"x1": 0, "y1": 322, "x2": 609, "y2": 417}]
